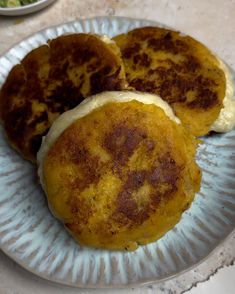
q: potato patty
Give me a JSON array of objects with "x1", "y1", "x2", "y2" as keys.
[
  {"x1": 41, "y1": 96, "x2": 201, "y2": 251},
  {"x1": 113, "y1": 27, "x2": 226, "y2": 136},
  {"x1": 0, "y1": 33, "x2": 127, "y2": 161}
]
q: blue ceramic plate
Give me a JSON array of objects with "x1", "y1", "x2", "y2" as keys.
[{"x1": 0, "y1": 16, "x2": 234, "y2": 288}]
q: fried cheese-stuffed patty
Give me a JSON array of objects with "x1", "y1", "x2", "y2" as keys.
[
  {"x1": 38, "y1": 91, "x2": 201, "y2": 251},
  {"x1": 0, "y1": 33, "x2": 127, "y2": 162},
  {"x1": 113, "y1": 27, "x2": 235, "y2": 136}
]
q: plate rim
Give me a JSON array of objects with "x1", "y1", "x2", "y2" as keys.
[
  {"x1": 0, "y1": 220, "x2": 234, "y2": 289},
  {"x1": 0, "y1": 16, "x2": 168, "y2": 58}
]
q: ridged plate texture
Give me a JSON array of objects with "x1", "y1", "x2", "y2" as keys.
[{"x1": 0, "y1": 16, "x2": 234, "y2": 288}]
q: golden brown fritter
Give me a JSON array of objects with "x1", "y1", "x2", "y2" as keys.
[
  {"x1": 113, "y1": 27, "x2": 226, "y2": 136},
  {"x1": 0, "y1": 34, "x2": 127, "y2": 162},
  {"x1": 42, "y1": 100, "x2": 201, "y2": 251}
]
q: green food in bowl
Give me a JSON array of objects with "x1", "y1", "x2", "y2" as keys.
[{"x1": 0, "y1": 0, "x2": 38, "y2": 7}]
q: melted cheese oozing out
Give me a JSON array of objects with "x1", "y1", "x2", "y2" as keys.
[
  {"x1": 100, "y1": 34, "x2": 115, "y2": 44},
  {"x1": 211, "y1": 59, "x2": 235, "y2": 133},
  {"x1": 37, "y1": 91, "x2": 180, "y2": 188}
]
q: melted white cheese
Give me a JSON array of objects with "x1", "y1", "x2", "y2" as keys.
[
  {"x1": 210, "y1": 59, "x2": 235, "y2": 133},
  {"x1": 37, "y1": 91, "x2": 180, "y2": 188},
  {"x1": 100, "y1": 34, "x2": 115, "y2": 44}
]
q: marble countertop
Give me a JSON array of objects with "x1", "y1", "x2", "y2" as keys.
[{"x1": 0, "y1": 0, "x2": 234, "y2": 293}]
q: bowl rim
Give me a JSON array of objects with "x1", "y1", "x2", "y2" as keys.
[{"x1": 0, "y1": 0, "x2": 54, "y2": 11}]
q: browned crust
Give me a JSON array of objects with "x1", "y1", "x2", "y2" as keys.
[
  {"x1": 113, "y1": 153, "x2": 181, "y2": 226},
  {"x1": 44, "y1": 101, "x2": 201, "y2": 250},
  {"x1": 0, "y1": 34, "x2": 127, "y2": 162},
  {"x1": 113, "y1": 27, "x2": 226, "y2": 136}
]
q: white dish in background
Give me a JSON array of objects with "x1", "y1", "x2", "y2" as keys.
[
  {"x1": 0, "y1": 0, "x2": 57, "y2": 16},
  {"x1": 0, "y1": 16, "x2": 234, "y2": 288}
]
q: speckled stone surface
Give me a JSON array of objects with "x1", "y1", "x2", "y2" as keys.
[{"x1": 0, "y1": 1, "x2": 234, "y2": 293}]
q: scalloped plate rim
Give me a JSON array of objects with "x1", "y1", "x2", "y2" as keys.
[{"x1": 0, "y1": 222, "x2": 234, "y2": 289}]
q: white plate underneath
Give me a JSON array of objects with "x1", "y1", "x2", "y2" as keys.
[
  {"x1": 0, "y1": 16, "x2": 234, "y2": 288},
  {"x1": 0, "y1": 0, "x2": 56, "y2": 16}
]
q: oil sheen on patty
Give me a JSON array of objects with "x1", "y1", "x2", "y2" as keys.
[{"x1": 38, "y1": 91, "x2": 201, "y2": 251}]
